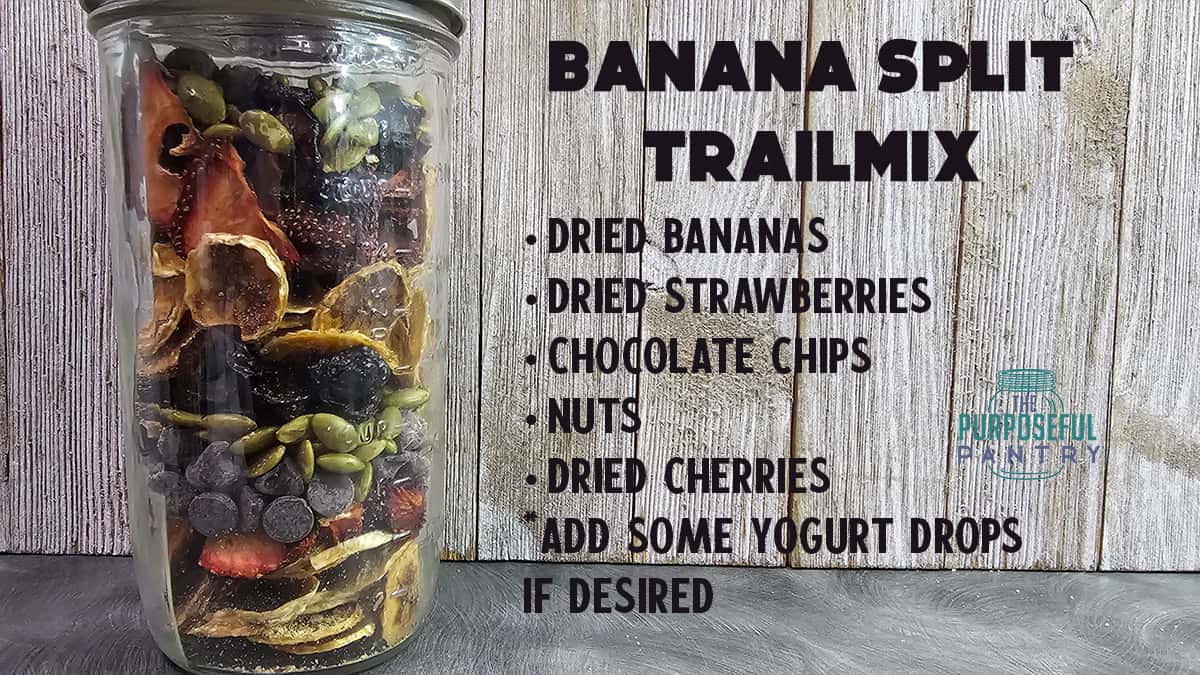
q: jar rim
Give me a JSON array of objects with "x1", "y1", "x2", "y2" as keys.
[{"x1": 80, "y1": 0, "x2": 465, "y2": 55}]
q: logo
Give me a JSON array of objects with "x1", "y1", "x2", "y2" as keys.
[{"x1": 955, "y1": 368, "x2": 1104, "y2": 481}]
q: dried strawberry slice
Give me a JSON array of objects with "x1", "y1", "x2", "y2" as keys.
[
  {"x1": 282, "y1": 528, "x2": 319, "y2": 565},
  {"x1": 199, "y1": 531, "x2": 287, "y2": 579},
  {"x1": 385, "y1": 485, "x2": 426, "y2": 536},
  {"x1": 319, "y1": 502, "x2": 364, "y2": 544},
  {"x1": 139, "y1": 64, "x2": 196, "y2": 229},
  {"x1": 172, "y1": 141, "x2": 299, "y2": 265}
]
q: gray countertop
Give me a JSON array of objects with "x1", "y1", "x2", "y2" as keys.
[{"x1": 0, "y1": 556, "x2": 1197, "y2": 674}]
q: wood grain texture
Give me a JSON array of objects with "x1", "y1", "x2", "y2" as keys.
[
  {"x1": 789, "y1": 0, "x2": 968, "y2": 570},
  {"x1": 634, "y1": 0, "x2": 806, "y2": 567},
  {"x1": 2, "y1": 555, "x2": 1199, "y2": 674},
  {"x1": 440, "y1": 0, "x2": 486, "y2": 560},
  {"x1": 0, "y1": 0, "x2": 126, "y2": 554},
  {"x1": 475, "y1": 0, "x2": 644, "y2": 561},
  {"x1": 944, "y1": 0, "x2": 1132, "y2": 570},
  {"x1": 1100, "y1": 0, "x2": 1200, "y2": 572}
]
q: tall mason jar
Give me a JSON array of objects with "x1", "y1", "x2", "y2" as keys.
[{"x1": 80, "y1": 1, "x2": 463, "y2": 672}]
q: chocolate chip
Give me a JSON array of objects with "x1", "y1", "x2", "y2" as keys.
[
  {"x1": 188, "y1": 491, "x2": 238, "y2": 537},
  {"x1": 306, "y1": 471, "x2": 354, "y2": 518},
  {"x1": 262, "y1": 496, "x2": 315, "y2": 544}
]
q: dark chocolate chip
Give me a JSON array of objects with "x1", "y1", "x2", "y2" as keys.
[
  {"x1": 306, "y1": 471, "x2": 354, "y2": 518},
  {"x1": 254, "y1": 458, "x2": 304, "y2": 497},
  {"x1": 237, "y1": 486, "x2": 264, "y2": 533},
  {"x1": 188, "y1": 491, "x2": 238, "y2": 537},
  {"x1": 262, "y1": 496, "x2": 315, "y2": 544}
]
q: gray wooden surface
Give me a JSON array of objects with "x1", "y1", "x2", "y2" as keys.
[
  {"x1": 0, "y1": 0, "x2": 1198, "y2": 570},
  {"x1": 1, "y1": 555, "x2": 1198, "y2": 674}
]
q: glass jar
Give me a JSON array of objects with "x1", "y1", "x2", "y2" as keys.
[{"x1": 81, "y1": 1, "x2": 463, "y2": 672}]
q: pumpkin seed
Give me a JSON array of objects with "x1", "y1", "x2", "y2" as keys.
[
  {"x1": 311, "y1": 91, "x2": 350, "y2": 127},
  {"x1": 349, "y1": 86, "x2": 381, "y2": 118},
  {"x1": 202, "y1": 413, "x2": 257, "y2": 437},
  {"x1": 346, "y1": 118, "x2": 379, "y2": 147},
  {"x1": 307, "y1": 76, "x2": 330, "y2": 97},
  {"x1": 295, "y1": 439, "x2": 316, "y2": 482},
  {"x1": 353, "y1": 439, "x2": 388, "y2": 464},
  {"x1": 322, "y1": 142, "x2": 368, "y2": 173},
  {"x1": 383, "y1": 438, "x2": 398, "y2": 454},
  {"x1": 247, "y1": 445, "x2": 286, "y2": 478},
  {"x1": 310, "y1": 414, "x2": 359, "y2": 453},
  {"x1": 160, "y1": 407, "x2": 204, "y2": 427},
  {"x1": 202, "y1": 122, "x2": 241, "y2": 139},
  {"x1": 239, "y1": 110, "x2": 294, "y2": 154},
  {"x1": 354, "y1": 463, "x2": 373, "y2": 502},
  {"x1": 277, "y1": 415, "x2": 312, "y2": 444},
  {"x1": 368, "y1": 81, "x2": 406, "y2": 101},
  {"x1": 356, "y1": 421, "x2": 375, "y2": 444},
  {"x1": 163, "y1": 48, "x2": 216, "y2": 79},
  {"x1": 377, "y1": 407, "x2": 404, "y2": 440},
  {"x1": 176, "y1": 72, "x2": 227, "y2": 126},
  {"x1": 383, "y1": 388, "x2": 429, "y2": 410},
  {"x1": 230, "y1": 426, "x2": 280, "y2": 455},
  {"x1": 316, "y1": 453, "x2": 366, "y2": 474}
]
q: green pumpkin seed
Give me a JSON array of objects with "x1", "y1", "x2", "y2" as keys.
[
  {"x1": 195, "y1": 430, "x2": 211, "y2": 441},
  {"x1": 163, "y1": 48, "x2": 216, "y2": 79},
  {"x1": 356, "y1": 421, "x2": 376, "y2": 444},
  {"x1": 202, "y1": 122, "x2": 240, "y2": 139},
  {"x1": 320, "y1": 112, "x2": 352, "y2": 150},
  {"x1": 310, "y1": 413, "x2": 359, "y2": 453},
  {"x1": 316, "y1": 453, "x2": 366, "y2": 474},
  {"x1": 247, "y1": 445, "x2": 286, "y2": 478},
  {"x1": 230, "y1": 426, "x2": 280, "y2": 455},
  {"x1": 295, "y1": 439, "x2": 315, "y2": 482},
  {"x1": 239, "y1": 109, "x2": 294, "y2": 154},
  {"x1": 312, "y1": 91, "x2": 350, "y2": 126},
  {"x1": 353, "y1": 439, "x2": 388, "y2": 464},
  {"x1": 310, "y1": 441, "x2": 327, "y2": 455},
  {"x1": 307, "y1": 75, "x2": 330, "y2": 97},
  {"x1": 354, "y1": 463, "x2": 373, "y2": 502},
  {"x1": 332, "y1": 75, "x2": 359, "y2": 91},
  {"x1": 160, "y1": 407, "x2": 204, "y2": 427},
  {"x1": 368, "y1": 81, "x2": 406, "y2": 101},
  {"x1": 276, "y1": 415, "x2": 312, "y2": 444},
  {"x1": 383, "y1": 388, "x2": 430, "y2": 410},
  {"x1": 272, "y1": 72, "x2": 290, "y2": 86},
  {"x1": 322, "y1": 142, "x2": 368, "y2": 173},
  {"x1": 349, "y1": 86, "x2": 381, "y2": 118},
  {"x1": 201, "y1": 413, "x2": 257, "y2": 437},
  {"x1": 377, "y1": 407, "x2": 404, "y2": 440},
  {"x1": 176, "y1": 72, "x2": 227, "y2": 126},
  {"x1": 406, "y1": 91, "x2": 429, "y2": 111},
  {"x1": 224, "y1": 104, "x2": 242, "y2": 122},
  {"x1": 346, "y1": 117, "x2": 379, "y2": 147},
  {"x1": 383, "y1": 438, "x2": 398, "y2": 454}
]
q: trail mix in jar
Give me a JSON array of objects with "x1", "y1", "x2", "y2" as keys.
[{"x1": 133, "y1": 46, "x2": 435, "y2": 668}]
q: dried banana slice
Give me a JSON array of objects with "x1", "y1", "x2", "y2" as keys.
[
  {"x1": 249, "y1": 602, "x2": 364, "y2": 646},
  {"x1": 186, "y1": 577, "x2": 320, "y2": 638},
  {"x1": 272, "y1": 620, "x2": 376, "y2": 655},
  {"x1": 311, "y1": 260, "x2": 411, "y2": 341},
  {"x1": 260, "y1": 329, "x2": 401, "y2": 372},
  {"x1": 138, "y1": 274, "x2": 187, "y2": 354},
  {"x1": 270, "y1": 530, "x2": 401, "y2": 580},
  {"x1": 381, "y1": 540, "x2": 420, "y2": 645}
]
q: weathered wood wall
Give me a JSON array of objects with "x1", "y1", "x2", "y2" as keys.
[{"x1": 0, "y1": 0, "x2": 1196, "y2": 570}]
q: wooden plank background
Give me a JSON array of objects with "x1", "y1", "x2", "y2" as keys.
[{"x1": 0, "y1": 0, "x2": 1196, "y2": 570}]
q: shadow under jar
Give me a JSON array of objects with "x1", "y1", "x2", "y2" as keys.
[{"x1": 80, "y1": 1, "x2": 463, "y2": 672}]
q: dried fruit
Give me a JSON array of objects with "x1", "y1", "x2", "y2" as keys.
[
  {"x1": 169, "y1": 325, "x2": 258, "y2": 414},
  {"x1": 199, "y1": 531, "x2": 287, "y2": 578},
  {"x1": 140, "y1": 65, "x2": 197, "y2": 229},
  {"x1": 312, "y1": 261, "x2": 409, "y2": 340},
  {"x1": 170, "y1": 141, "x2": 299, "y2": 265},
  {"x1": 249, "y1": 602, "x2": 364, "y2": 646},
  {"x1": 388, "y1": 285, "x2": 429, "y2": 385},
  {"x1": 137, "y1": 273, "x2": 186, "y2": 355},
  {"x1": 306, "y1": 347, "x2": 392, "y2": 422},
  {"x1": 184, "y1": 233, "x2": 289, "y2": 340},
  {"x1": 272, "y1": 530, "x2": 400, "y2": 579},
  {"x1": 262, "y1": 495, "x2": 315, "y2": 544},
  {"x1": 273, "y1": 621, "x2": 375, "y2": 655},
  {"x1": 189, "y1": 491, "x2": 239, "y2": 537},
  {"x1": 276, "y1": 207, "x2": 360, "y2": 278},
  {"x1": 152, "y1": 243, "x2": 186, "y2": 278},
  {"x1": 319, "y1": 502, "x2": 363, "y2": 543},
  {"x1": 251, "y1": 368, "x2": 312, "y2": 424},
  {"x1": 260, "y1": 329, "x2": 402, "y2": 372},
  {"x1": 254, "y1": 458, "x2": 305, "y2": 497},
  {"x1": 306, "y1": 470, "x2": 354, "y2": 518},
  {"x1": 381, "y1": 541, "x2": 419, "y2": 645},
  {"x1": 386, "y1": 485, "x2": 426, "y2": 535}
]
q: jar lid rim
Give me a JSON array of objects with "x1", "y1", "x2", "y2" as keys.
[{"x1": 80, "y1": 0, "x2": 465, "y2": 49}]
